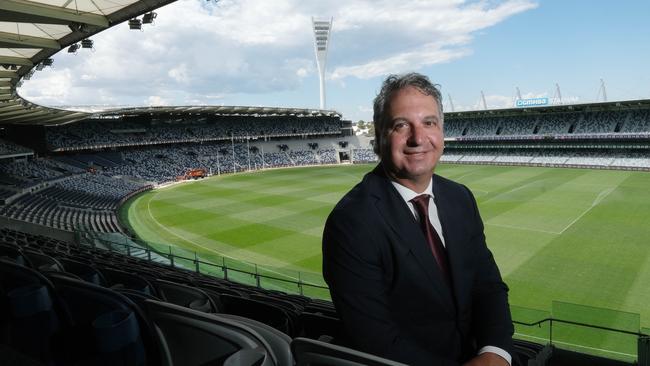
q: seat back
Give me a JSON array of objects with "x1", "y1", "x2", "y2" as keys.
[
  {"x1": 154, "y1": 279, "x2": 218, "y2": 313},
  {"x1": 300, "y1": 312, "x2": 344, "y2": 341},
  {"x1": 100, "y1": 266, "x2": 158, "y2": 296},
  {"x1": 23, "y1": 249, "x2": 65, "y2": 272},
  {"x1": 47, "y1": 273, "x2": 159, "y2": 366},
  {"x1": 58, "y1": 257, "x2": 108, "y2": 286},
  {"x1": 0, "y1": 259, "x2": 64, "y2": 364},
  {"x1": 0, "y1": 243, "x2": 33, "y2": 267},
  {"x1": 219, "y1": 293, "x2": 292, "y2": 336},
  {"x1": 291, "y1": 337, "x2": 408, "y2": 366},
  {"x1": 144, "y1": 299, "x2": 289, "y2": 366}
]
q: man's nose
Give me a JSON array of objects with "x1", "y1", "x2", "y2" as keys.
[{"x1": 407, "y1": 124, "x2": 425, "y2": 146}]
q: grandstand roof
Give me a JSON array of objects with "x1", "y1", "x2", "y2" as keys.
[
  {"x1": 91, "y1": 105, "x2": 342, "y2": 119},
  {"x1": 0, "y1": 0, "x2": 176, "y2": 126},
  {"x1": 446, "y1": 99, "x2": 650, "y2": 119}
]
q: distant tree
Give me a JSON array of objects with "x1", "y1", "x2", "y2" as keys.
[
  {"x1": 357, "y1": 120, "x2": 366, "y2": 130},
  {"x1": 367, "y1": 122, "x2": 375, "y2": 136}
]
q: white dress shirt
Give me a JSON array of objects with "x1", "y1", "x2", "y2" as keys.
[{"x1": 391, "y1": 178, "x2": 512, "y2": 366}]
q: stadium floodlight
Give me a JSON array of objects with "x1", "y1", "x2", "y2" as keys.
[
  {"x1": 480, "y1": 91, "x2": 488, "y2": 110},
  {"x1": 597, "y1": 78, "x2": 607, "y2": 102},
  {"x1": 312, "y1": 17, "x2": 333, "y2": 110},
  {"x1": 129, "y1": 18, "x2": 142, "y2": 30},
  {"x1": 81, "y1": 39, "x2": 94, "y2": 49},
  {"x1": 143, "y1": 12, "x2": 157, "y2": 24},
  {"x1": 68, "y1": 43, "x2": 80, "y2": 53},
  {"x1": 552, "y1": 83, "x2": 562, "y2": 105},
  {"x1": 9, "y1": 64, "x2": 17, "y2": 70}
]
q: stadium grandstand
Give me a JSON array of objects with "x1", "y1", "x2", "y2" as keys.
[
  {"x1": 1, "y1": 1, "x2": 649, "y2": 366},
  {"x1": 442, "y1": 100, "x2": 650, "y2": 171}
]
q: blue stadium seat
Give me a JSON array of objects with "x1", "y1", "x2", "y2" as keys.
[
  {"x1": 45, "y1": 272, "x2": 159, "y2": 366},
  {"x1": 0, "y1": 259, "x2": 65, "y2": 364}
]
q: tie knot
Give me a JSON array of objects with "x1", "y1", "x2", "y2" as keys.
[{"x1": 410, "y1": 194, "x2": 430, "y2": 218}]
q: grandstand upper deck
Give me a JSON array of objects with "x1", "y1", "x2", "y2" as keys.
[
  {"x1": 444, "y1": 98, "x2": 650, "y2": 140},
  {"x1": 40, "y1": 106, "x2": 349, "y2": 152}
]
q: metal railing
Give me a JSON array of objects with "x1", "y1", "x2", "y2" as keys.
[
  {"x1": 79, "y1": 230, "x2": 331, "y2": 299},
  {"x1": 79, "y1": 230, "x2": 649, "y2": 364}
]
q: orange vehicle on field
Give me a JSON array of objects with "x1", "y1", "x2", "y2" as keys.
[{"x1": 185, "y1": 168, "x2": 207, "y2": 179}]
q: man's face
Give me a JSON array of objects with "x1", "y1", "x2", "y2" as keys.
[{"x1": 381, "y1": 86, "x2": 444, "y2": 191}]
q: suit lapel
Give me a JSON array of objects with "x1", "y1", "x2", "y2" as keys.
[{"x1": 368, "y1": 166, "x2": 455, "y2": 314}]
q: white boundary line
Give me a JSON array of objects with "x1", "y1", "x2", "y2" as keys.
[
  {"x1": 486, "y1": 185, "x2": 617, "y2": 236},
  {"x1": 558, "y1": 187, "x2": 616, "y2": 234},
  {"x1": 485, "y1": 222, "x2": 561, "y2": 235},
  {"x1": 483, "y1": 180, "x2": 544, "y2": 204},
  {"x1": 143, "y1": 191, "x2": 322, "y2": 285}
]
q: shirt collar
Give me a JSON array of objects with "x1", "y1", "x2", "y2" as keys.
[{"x1": 391, "y1": 178, "x2": 434, "y2": 203}]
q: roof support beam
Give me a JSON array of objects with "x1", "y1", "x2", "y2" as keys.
[
  {"x1": 31, "y1": 112, "x2": 89, "y2": 125},
  {"x1": 0, "y1": 100, "x2": 20, "y2": 109},
  {"x1": 0, "y1": 104, "x2": 22, "y2": 113},
  {"x1": 0, "y1": 0, "x2": 109, "y2": 28},
  {"x1": 0, "y1": 107, "x2": 33, "y2": 118},
  {"x1": 0, "y1": 31, "x2": 61, "y2": 50},
  {"x1": 0, "y1": 71, "x2": 18, "y2": 79},
  {"x1": 0, "y1": 56, "x2": 33, "y2": 66},
  {"x1": 4, "y1": 110, "x2": 86, "y2": 124},
  {"x1": 0, "y1": 108, "x2": 50, "y2": 122}
]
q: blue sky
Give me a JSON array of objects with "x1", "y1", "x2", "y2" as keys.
[{"x1": 19, "y1": 0, "x2": 650, "y2": 122}]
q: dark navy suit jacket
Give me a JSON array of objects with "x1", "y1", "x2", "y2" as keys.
[{"x1": 322, "y1": 164, "x2": 514, "y2": 365}]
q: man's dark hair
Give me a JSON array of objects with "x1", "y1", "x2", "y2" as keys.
[{"x1": 372, "y1": 72, "x2": 443, "y2": 155}]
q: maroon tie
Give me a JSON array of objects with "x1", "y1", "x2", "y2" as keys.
[{"x1": 411, "y1": 194, "x2": 451, "y2": 282}]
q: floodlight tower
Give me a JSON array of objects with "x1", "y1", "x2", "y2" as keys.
[
  {"x1": 312, "y1": 17, "x2": 333, "y2": 110},
  {"x1": 597, "y1": 78, "x2": 608, "y2": 102}
]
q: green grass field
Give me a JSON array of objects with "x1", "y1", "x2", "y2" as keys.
[{"x1": 121, "y1": 163, "x2": 650, "y2": 360}]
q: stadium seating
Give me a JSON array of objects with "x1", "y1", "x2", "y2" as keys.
[
  {"x1": 46, "y1": 116, "x2": 343, "y2": 151},
  {"x1": 0, "y1": 226, "x2": 560, "y2": 366},
  {"x1": 0, "y1": 138, "x2": 33, "y2": 157}
]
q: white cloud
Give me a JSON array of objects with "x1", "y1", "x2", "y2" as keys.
[
  {"x1": 168, "y1": 63, "x2": 190, "y2": 84},
  {"x1": 330, "y1": 44, "x2": 471, "y2": 80},
  {"x1": 20, "y1": 68, "x2": 73, "y2": 104},
  {"x1": 296, "y1": 67, "x2": 309, "y2": 78},
  {"x1": 329, "y1": 0, "x2": 537, "y2": 80},
  {"x1": 17, "y1": 0, "x2": 537, "y2": 109},
  {"x1": 147, "y1": 95, "x2": 169, "y2": 106}
]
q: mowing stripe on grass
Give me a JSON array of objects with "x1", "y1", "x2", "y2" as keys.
[{"x1": 122, "y1": 164, "x2": 650, "y2": 331}]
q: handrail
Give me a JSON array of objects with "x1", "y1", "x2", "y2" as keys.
[
  {"x1": 514, "y1": 318, "x2": 648, "y2": 337},
  {"x1": 87, "y1": 237, "x2": 329, "y2": 295}
]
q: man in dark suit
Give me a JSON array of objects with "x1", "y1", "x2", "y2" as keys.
[{"x1": 322, "y1": 73, "x2": 514, "y2": 366}]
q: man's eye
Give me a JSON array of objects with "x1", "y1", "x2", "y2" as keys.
[{"x1": 393, "y1": 122, "x2": 407, "y2": 131}]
